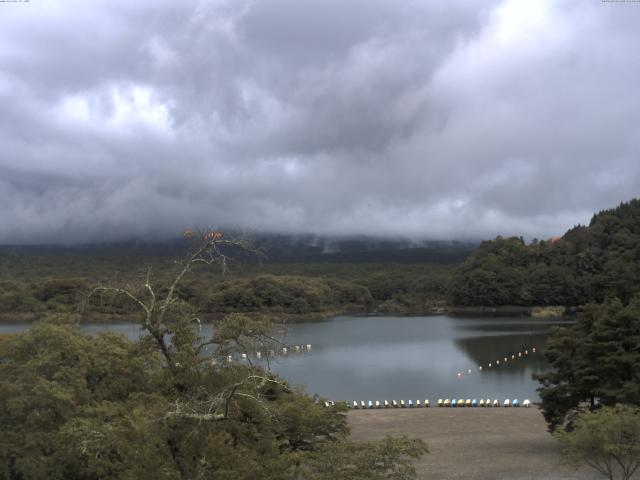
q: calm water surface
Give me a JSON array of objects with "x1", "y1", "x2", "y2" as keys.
[{"x1": 1, "y1": 315, "x2": 572, "y2": 402}]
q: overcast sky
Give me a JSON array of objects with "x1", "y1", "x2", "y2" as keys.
[{"x1": 1, "y1": 0, "x2": 639, "y2": 244}]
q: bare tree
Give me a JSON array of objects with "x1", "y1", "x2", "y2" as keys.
[{"x1": 89, "y1": 229, "x2": 288, "y2": 421}]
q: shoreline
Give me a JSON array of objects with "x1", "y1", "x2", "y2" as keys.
[{"x1": 0, "y1": 305, "x2": 571, "y2": 325}]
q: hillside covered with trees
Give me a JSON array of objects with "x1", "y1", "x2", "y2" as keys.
[{"x1": 451, "y1": 199, "x2": 640, "y2": 307}]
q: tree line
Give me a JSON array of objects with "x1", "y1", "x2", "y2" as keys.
[{"x1": 451, "y1": 199, "x2": 640, "y2": 307}]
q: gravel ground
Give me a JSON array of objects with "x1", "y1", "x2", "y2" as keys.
[{"x1": 347, "y1": 407, "x2": 632, "y2": 480}]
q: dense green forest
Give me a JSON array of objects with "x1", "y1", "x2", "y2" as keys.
[
  {"x1": 0, "y1": 253, "x2": 456, "y2": 322},
  {"x1": 1, "y1": 199, "x2": 640, "y2": 322},
  {"x1": 0, "y1": 236, "x2": 428, "y2": 479},
  {"x1": 451, "y1": 199, "x2": 640, "y2": 307}
]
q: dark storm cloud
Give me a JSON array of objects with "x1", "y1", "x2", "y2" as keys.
[{"x1": 0, "y1": 0, "x2": 639, "y2": 244}]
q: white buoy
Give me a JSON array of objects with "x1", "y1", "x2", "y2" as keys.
[
  {"x1": 532, "y1": 347, "x2": 536, "y2": 353},
  {"x1": 488, "y1": 363, "x2": 492, "y2": 367},
  {"x1": 504, "y1": 357, "x2": 508, "y2": 362},
  {"x1": 518, "y1": 352, "x2": 521, "y2": 357},
  {"x1": 457, "y1": 372, "x2": 462, "y2": 378},
  {"x1": 496, "y1": 360, "x2": 500, "y2": 364},
  {"x1": 479, "y1": 366, "x2": 483, "y2": 371},
  {"x1": 511, "y1": 355, "x2": 515, "y2": 359},
  {"x1": 467, "y1": 369, "x2": 472, "y2": 374}
]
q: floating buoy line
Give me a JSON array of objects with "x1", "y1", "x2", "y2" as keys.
[
  {"x1": 456, "y1": 347, "x2": 538, "y2": 379},
  {"x1": 211, "y1": 343, "x2": 313, "y2": 364}
]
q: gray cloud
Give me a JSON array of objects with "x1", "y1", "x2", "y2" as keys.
[{"x1": 0, "y1": 0, "x2": 639, "y2": 244}]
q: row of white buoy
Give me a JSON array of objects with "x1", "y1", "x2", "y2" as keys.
[
  {"x1": 281, "y1": 344, "x2": 312, "y2": 355},
  {"x1": 213, "y1": 344, "x2": 313, "y2": 363},
  {"x1": 457, "y1": 347, "x2": 537, "y2": 378},
  {"x1": 333, "y1": 398, "x2": 531, "y2": 409}
]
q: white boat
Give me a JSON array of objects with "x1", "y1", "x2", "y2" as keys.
[
  {"x1": 400, "y1": 400, "x2": 406, "y2": 408},
  {"x1": 384, "y1": 400, "x2": 390, "y2": 408},
  {"x1": 375, "y1": 400, "x2": 381, "y2": 409},
  {"x1": 503, "y1": 399, "x2": 511, "y2": 407},
  {"x1": 523, "y1": 399, "x2": 531, "y2": 408},
  {"x1": 437, "y1": 399, "x2": 444, "y2": 407},
  {"x1": 368, "y1": 400, "x2": 373, "y2": 409},
  {"x1": 353, "y1": 401, "x2": 359, "y2": 409},
  {"x1": 392, "y1": 400, "x2": 398, "y2": 408},
  {"x1": 425, "y1": 399, "x2": 430, "y2": 407}
]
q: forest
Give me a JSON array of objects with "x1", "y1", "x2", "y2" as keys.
[
  {"x1": 450, "y1": 199, "x2": 640, "y2": 308},
  {"x1": 1, "y1": 199, "x2": 640, "y2": 322}
]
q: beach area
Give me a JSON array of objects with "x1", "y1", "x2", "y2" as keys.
[{"x1": 348, "y1": 408, "x2": 614, "y2": 480}]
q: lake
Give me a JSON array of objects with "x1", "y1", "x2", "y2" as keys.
[{"x1": 0, "y1": 315, "x2": 571, "y2": 402}]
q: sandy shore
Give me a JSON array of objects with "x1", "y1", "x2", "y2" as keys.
[{"x1": 348, "y1": 408, "x2": 621, "y2": 480}]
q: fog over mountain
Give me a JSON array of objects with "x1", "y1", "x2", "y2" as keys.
[{"x1": 1, "y1": 0, "x2": 639, "y2": 244}]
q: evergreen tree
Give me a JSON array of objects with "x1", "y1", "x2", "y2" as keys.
[{"x1": 536, "y1": 296, "x2": 640, "y2": 431}]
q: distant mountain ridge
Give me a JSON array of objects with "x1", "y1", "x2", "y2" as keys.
[{"x1": 0, "y1": 234, "x2": 477, "y2": 264}]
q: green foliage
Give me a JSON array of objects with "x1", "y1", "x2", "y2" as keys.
[
  {"x1": 0, "y1": 235, "x2": 427, "y2": 479},
  {"x1": 555, "y1": 404, "x2": 640, "y2": 480},
  {"x1": 451, "y1": 199, "x2": 640, "y2": 307},
  {"x1": 0, "y1": 256, "x2": 457, "y2": 321},
  {"x1": 536, "y1": 296, "x2": 640, "y2": 431}
]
